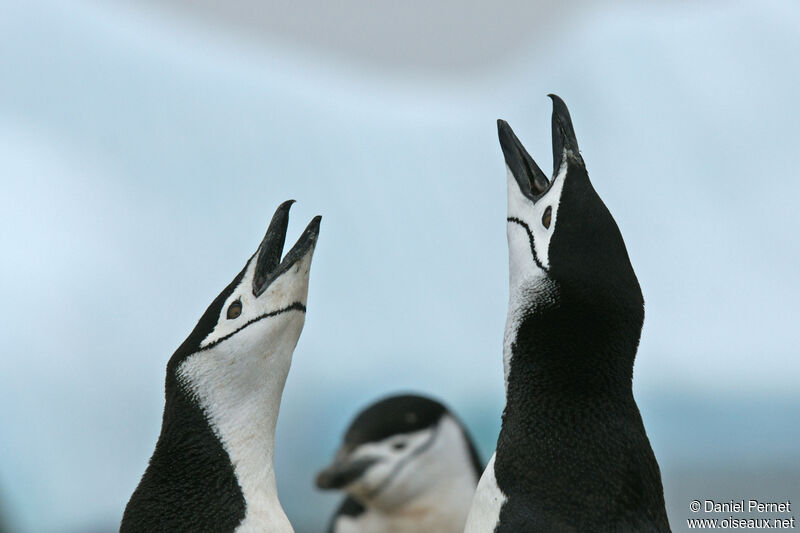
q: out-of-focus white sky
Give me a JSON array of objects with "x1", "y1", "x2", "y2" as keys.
[{"x1": 0, "y1": 1, "x2": 798, "y2": 532}]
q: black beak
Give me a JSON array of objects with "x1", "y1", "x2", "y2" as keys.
[
  {"x1": 252, "y1": 201, "x2": 322, "y2": 297},
  {"x1": 548, "y1": 93, "x2": 581, "y2": 175},
  {"x1": 315, "y1": 456, "x2": 378, "y2": 490},
  {"x1": 498, "y1": 95, "x2": 583, "y2": 196},
  {"x1": 497, "y1": 119, "x2": 550, "y2": 199}
]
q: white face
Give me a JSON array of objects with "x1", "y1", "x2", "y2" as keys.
[
  {"x1": 197, "y1": 247, "x2": 313, "y2": 352},
  {"x1": 503, "y1": 157, "x2": 568, "y2": 388},
  {"x1": 505, "y1": 157, "x2": 567, "y2": 289},
  {"x1": 177, "y1": 245, "x2": 315, "y2": 428},
  {"x1": 343, "y1": 425, "x2": 436, "y2": 507},
  {"x1": 343, "y1": 416, "x2": 476, "y2": 512},
  {"x1": 173, "y1": 233, "x2": 317, "y2": 530}
]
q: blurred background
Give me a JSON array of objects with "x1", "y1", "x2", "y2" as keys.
[{"x1": 1, "y1": 1, "x2": 798, "y2": 531}]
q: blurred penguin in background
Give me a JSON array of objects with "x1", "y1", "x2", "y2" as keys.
[{"x1": 316, "y1": 394, "x2": 484, "y2": 533}]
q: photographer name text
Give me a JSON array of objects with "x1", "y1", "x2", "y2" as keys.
[{"x1": 700, "y1": 500, "x2": 792, "y2": 513}]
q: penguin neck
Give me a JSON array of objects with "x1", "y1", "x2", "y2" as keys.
[
  {"x1": 175, "y1": 333, "x2": 300, "y2": 532},
  {"x1": 502, "y1": 278, "x2": 643, "y2": 430},
  {"x1": 494, "y1": 280, "x2": 668, "y2": 529},
  {"x1": 123, "y1": 377, "x2": 247, "y2": 532},
  {"x1": 495, "y1": 287, "x2": 644, "y2": 508},
  {"x1": 367, "y1": 485, "x2": 473, "y2": 533}
]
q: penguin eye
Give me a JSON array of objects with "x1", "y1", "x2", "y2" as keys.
[
  {"x1": 542, "y1": 206, "x2": 552, "y2": 229},
  {"x1": 227, "y1": 300, "x2": 242, "y2": 320},
  {"x1": 392, "y1": 440, "x2": 407, "y2": 451}
]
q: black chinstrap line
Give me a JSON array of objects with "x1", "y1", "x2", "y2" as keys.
[
  {"x1": 507, "y1": 217, "x2": 548, "y2": 272},
  {"x1": 366, "y1": 422, "x2": 441, "y2": 500},
  {"x1": 199, "y1": 302, "x2": 306, "y2": 351}
]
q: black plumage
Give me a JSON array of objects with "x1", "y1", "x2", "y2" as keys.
[
  {"x1": 491, "y1": 96, "x2": 671, "y2": 532},
  {"x1": 121, "y1": 270, "x2": 247, "y2": 533}
]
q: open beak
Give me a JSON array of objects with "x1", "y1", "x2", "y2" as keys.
[
  {"x1": 498, "y1": 94, "x2": 583, "y2": 200},
  {"x1": 253, "y1": 200, "x2": 322, "y2": 297}
]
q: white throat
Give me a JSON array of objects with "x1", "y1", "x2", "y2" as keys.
[
  {"x1": 502, "y1": 160, "x2": 567, "y2": 390},
  {"x1": 178, "y1": 312, "x2": 304, "y2": 533}
]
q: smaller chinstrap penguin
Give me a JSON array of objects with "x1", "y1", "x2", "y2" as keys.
[
  {"x1": 464, "y1": 96, "x2": 670, "y2": 532},
  {"x1": 121, "y1": 200, "x2": 321, "y2": 533},
  {"x1": 316, "y1": 394, "x2": 484, "y2": 533}
]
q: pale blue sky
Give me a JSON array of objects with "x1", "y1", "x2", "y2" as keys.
[{"x1": 1, "y1": 1, "x2": 798, "y2": 531}]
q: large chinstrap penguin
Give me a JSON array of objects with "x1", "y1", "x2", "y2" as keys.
[
  {"x1": 464, "y1": 96, "x2": 670, "y2": 532},
  {"x1": 316, "y1": 394, "x2": 484, "y2": 533},
  {"x1": 121, "y1": 201, "x2": 321, "y2": 533}
]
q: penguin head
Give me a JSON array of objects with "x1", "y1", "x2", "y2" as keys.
[
  {"x1": 166, "y1": 200, "x2": 321, "y2": 415},
  {"x1": 500, "y1": 95, "x2": 642, "y2": 317},
  {"x1": 316, "y1": 395, "x2": 482, "y2": 512}
]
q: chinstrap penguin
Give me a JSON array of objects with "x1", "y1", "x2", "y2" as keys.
[
  {"x1": 464, "y1": 96, "x2": 670, "y2": 532},
  {"x1": 316, "y1": 394, "x2": 484, "y2": 533},
  {"x1": 121, "y1": 200, "x2": 321, "y2": 533}
]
